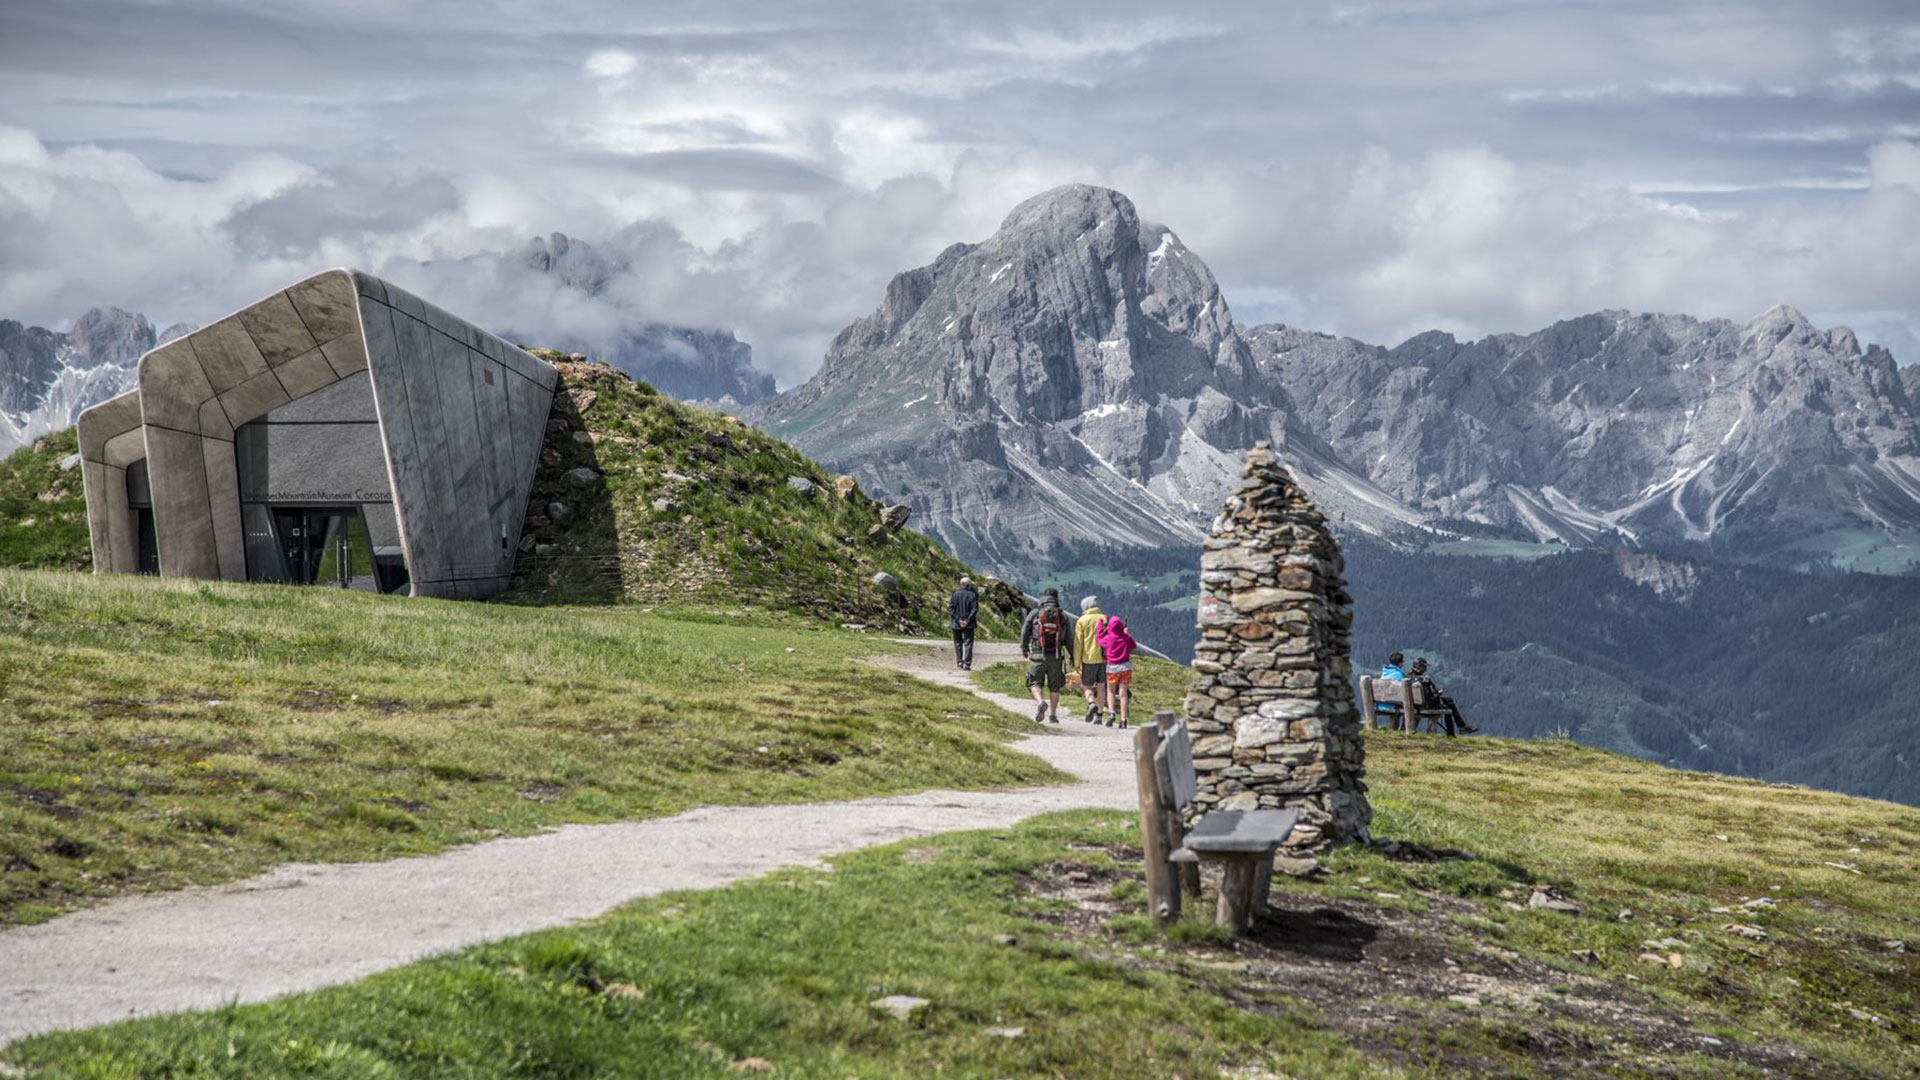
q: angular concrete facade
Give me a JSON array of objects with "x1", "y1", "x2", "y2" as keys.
[{"x1": 77, "y1": 269, "x2": 558, "y2": 600}]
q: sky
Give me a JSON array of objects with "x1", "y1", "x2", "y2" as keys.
[{"x1": 2, "y1": 0, "x2": 1918, "y2": 385}]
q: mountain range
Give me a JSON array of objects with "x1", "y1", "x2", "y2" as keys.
[
  {"x1": 0, "y1": 308, "x2": 181, "y2": 459},
  {"x1": 758, "y1": 184, "x2": 1920, "y2": 575}
]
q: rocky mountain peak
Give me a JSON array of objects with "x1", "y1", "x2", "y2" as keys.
[{"x1": 65, "y1": 308, "x2": 154, "y2": 370}]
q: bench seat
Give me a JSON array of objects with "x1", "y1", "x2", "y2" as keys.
[{"x1": 1170, "y1": 808, "x2": 1299, "y2": 861}]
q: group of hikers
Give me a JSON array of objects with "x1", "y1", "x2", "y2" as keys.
[
  {"x1": 947, "y1": 580, "x2": 1137, "y2": 727},
  {"x1": 1377, "y1": 651, "x2": 1478, "y2": 735},
  {"x1": 943, "y1": 579, "x2": 1478, "y2": 738}
]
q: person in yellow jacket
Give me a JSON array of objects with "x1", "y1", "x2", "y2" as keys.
[{"x1": 1074, "y1": 596, "x2": 1111, "y2": 724}]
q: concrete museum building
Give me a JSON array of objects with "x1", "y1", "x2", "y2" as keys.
[{"x1": 77, "y1": 269, "x2": 559, "y2": 599}]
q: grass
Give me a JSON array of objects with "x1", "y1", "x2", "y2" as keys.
[
  {"x1": 1339, "y1": 729, "x2": 1920, "y2": 1076},
  {"x1": 0, "y1": 569, "x2": 1065, "y2": 926},
  {"x1": 0, "y1": 815, "x2": 1385, "y2": 1080},
  {"x1": 0, "y1": 429, "x2": 89, "y2": 571},
  {"x1": 506, "y1": 359, "x2": 1026, "y2": 635},
  {"x1": 973, "y1": 654, "x2": 1189, "y2": 721},
  {"x1": 12, "y1": 738, "x2": 1919, "y2": 1078}
]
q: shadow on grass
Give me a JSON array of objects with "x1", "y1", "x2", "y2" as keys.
[{"x1": 1248, "y1": 905, "x2": 1379, "y2": 962}]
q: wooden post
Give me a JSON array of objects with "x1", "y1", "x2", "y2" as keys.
[
  {"x1": 1399, "y1": 681, "x2": 1415, "y2": 733},
  {"x1": 1219, "y1": 857, "x2": 1259, "y2": 933},
  {"x1": 1133, "y1": 724, "x2": 1179, "y2": 923},
  {"x1": 1155, "y1": 710, "x2": 1202, "y2": 899},
  {"x1": 1251, "y1": 852, "x2": 1275, "y2": 912}
]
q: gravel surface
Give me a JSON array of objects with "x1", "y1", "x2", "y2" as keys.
[{"x1": 0, "y1": 641, "x2": 1135, "y2": 1045}]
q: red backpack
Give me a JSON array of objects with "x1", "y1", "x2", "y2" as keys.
[{"x1": 1037, "y1": 605, "x2": 1067, "y2": 654}]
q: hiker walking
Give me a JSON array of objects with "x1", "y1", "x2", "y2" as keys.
[
  {"x1": 1096, "y1": 614, "x2": 1138, "y2": 729},
  {"x1": 1409, "y1": 657, "x2": 1477, "y2": 735},
  {"x1": 949, "y1": 576, "x2": 979, "y2": 671},
  {"x1": 1020, "y1": 588, "x2": 1075, "y2": 724},
  {"x1": 1074, "y1": 595, "x2": 1110, "y2": 724}
]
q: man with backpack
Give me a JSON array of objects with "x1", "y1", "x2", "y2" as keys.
[
  {"x1": 1074, "y1": 595, "x2": 1110, "y2": 723},
  {"x1": 948, "y1": 576, "x2": 979, "y2": 671},
  {"x1": 1020, "y1": 588, "x2": 1075, "y2": 724}
]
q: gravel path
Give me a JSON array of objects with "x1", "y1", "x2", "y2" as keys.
[{"x1": 0, "y1": 641, "x2": 1134, "y2": 1046}]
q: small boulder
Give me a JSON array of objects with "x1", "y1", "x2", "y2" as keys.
[
  {"x1": 703, "y1": 430, "x2": 736, "y2": 452},
  {"x1": 871, "y1": 571, "x2": 901, "y2": 595},
  {"x1": 562, "y1": 466, "x2": 601, "y2": 488},
  {"x1": 567, "y1": 352, "x2": 587, "y2": 362},
  {"x1": 786, "y1": 475, "x2": 817, "y2": 497},
  {"x1": 662, "y1": 471, "x2": 693, "y2": 484},
  {"x1": 834, "y1": 475, "x2": 860, "y2": 500},
  {"x1": 1527, "y1": 887, "x2": 1581, "y2": 915},
  {"x1": 880, "y1": 504, "x2": 911, "y2": 531},
  {"x1": 566, "y1": 387, "x2": 597, "y2": 413},
  {"x1": 571, "y1": 430, "x2": 594, "y2": 445},
  {"x1": 866, "y1": 523, "x2": 889, "y2": 543},
  {"x1": 546, "y1": 501, "x2": 574, "y2": 523},
  {"x1": 651, "y1": 497, "x2": 678, "y2": 513},
  {"x1": 58, "y1": 453, "x2": 81, "y2": 471},
  {"x1": 869, "y1": 995, "x2": 931, "y2": 1023}
]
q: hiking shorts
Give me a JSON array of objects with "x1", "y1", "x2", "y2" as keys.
[
  {"x1": 1026, "y1": 654, "x2": 1066, "y2": 692},
  {"x1": 1080, "y1": 662, "x2": 1107, "y2": 687},
  {"x1": 1107, "y1": 661, "x2": 1133, "y2": 688}
]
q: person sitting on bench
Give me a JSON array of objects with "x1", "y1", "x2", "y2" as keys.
[
  {"x1": 1409, "y1": 657, "x2": 1477, "y2": 735},
  {"x1": 1376, "y1": 651, "x2": 1406, "y2": 726}
]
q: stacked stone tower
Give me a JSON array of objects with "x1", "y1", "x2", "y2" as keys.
[{"x1": 1183, "y1": 442, "x2": 1372, "y2": 849}]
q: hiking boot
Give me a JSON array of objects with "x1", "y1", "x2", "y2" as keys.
[
  {"x1": 1034, "y1": 702, "x2": 1047, "y2": 724},
  {"x1": 1049, "y1": 711, "x2": 1061, "y2": 724},
  {"x1": 1083, "y1": 702, "x2": 1099, "y2": 723}
]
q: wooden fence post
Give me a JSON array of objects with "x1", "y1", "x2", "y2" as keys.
[
  {"x1": 1133, "y1": 723, "x2": 1179, "y2": 923},
  {"x1": 1155, "y1": 710, "x2": 1202, "y2": 899}
]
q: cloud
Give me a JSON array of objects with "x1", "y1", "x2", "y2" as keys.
[{"x1": 0, "y1": 0, "x2": 1917, "y2": 375}]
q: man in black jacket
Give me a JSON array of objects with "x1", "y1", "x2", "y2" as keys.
[
  {"x1": 949, "y1": 577, "x2": 980, "y2": 670},
  {"x1": 1410, "y1": 657, "x2": 1478, "y2": 735}
]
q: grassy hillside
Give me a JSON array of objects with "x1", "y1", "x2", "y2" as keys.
[
  {"x1": 0, "y1": 429, "x2": 89, "y2": 571},
  {"x1": 0, "y1": 570, "x2": 1062, "y2": 926},
  {"x1": 506, "y1": 356, "x2": 1024, "y2": 634},
  {"x1": 11, "y1": 733, "x2": 1915, "y2": 1079}
]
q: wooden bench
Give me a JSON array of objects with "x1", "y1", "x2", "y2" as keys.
[
  {"x1": 1359, "y1": 676, "x2": 1453, "y2": 733},
  {"x1": 1134, "y1": 711, "x2": 1298, "y2": 933}
]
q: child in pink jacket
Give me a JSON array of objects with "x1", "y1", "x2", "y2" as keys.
[{"x1": 1095, "y1": 616, "x2": 1137, "y2": 729}]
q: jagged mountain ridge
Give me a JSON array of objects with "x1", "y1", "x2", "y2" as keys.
[
  {"x1": 757, "y1": 184, "x2": 1418, "y2": 567},
  {"x1": 517, "y1": 233, "x2": 775, "y2": 407},
  {"x1": 0, "y1": 308, "x2": 161, "y2": 457},
  {"x1": 1249, "y1": 307, "x2": 1920, "y2": 560},
  {"x1": 761, "y1": 183, "x2": 1919, "y2": 572}
]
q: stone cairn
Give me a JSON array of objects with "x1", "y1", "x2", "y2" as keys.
[{"x1": 1183, "y1": 442, "x2": 1372, "y2": 850}]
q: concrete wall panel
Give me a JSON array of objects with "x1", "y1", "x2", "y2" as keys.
[
  {"x1": 188, "y1": 319, "x2": 270, "y2": 389},
  {"x1": 145, "y1": 425, "x2": 218, "y2": 579},
  {"x1": 137, "y1": 339, "x2": 215, "y2": 433},
  {"x1": 201, "y1": 440, "x2": 246, "y2": 580},
  {"x1": 78, "y1": 390, "x2": 146, "y2": 574},
  {"x1": 321, "y1": 332, "x2": 368, "y2": 379},
  {"x1": 277, "y1": 345, "x2": 338, "y2": 400},
  {"x1": 217, "y1": 369, "x2": 293, "y2": 431},
  {"x1": 237, "y1": 293, "x2": 319, "y2": 366},
  {"x1": 286, "y1": 273, "x2": 360, "y2": 342}
]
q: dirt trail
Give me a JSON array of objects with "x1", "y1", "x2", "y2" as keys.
[{"x1": 0, "y1": 641, "x2": 1133, "y2": 1046}]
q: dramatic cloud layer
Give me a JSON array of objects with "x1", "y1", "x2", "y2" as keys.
[{"x1": 1, "y1": 0, "x2": 1917, "y2": 382}]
